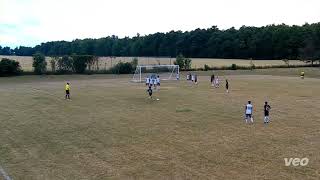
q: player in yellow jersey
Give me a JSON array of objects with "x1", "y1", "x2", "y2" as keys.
[
  {"x1": 300, "y1": 71, "x2": 305, "y2": 79},
  {"x1": 65, "y1": 82, "x2": 71, "y2": 99}
]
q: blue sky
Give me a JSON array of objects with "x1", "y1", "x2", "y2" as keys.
[{"x1": 1, "y1": 0, "x2": 319, "y2": 48}]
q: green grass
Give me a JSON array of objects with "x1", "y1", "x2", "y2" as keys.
[{"x1": 0, "y1": 68, "x2": 319, "y2": 179}]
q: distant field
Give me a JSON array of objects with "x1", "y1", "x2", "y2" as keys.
[{"x1": 0, "y1": 56, "x2": 306, "y2": 72}]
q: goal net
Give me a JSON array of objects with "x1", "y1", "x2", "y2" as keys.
[{"x1": 132, "y1": 65, "x2": 180, "y2": 82}]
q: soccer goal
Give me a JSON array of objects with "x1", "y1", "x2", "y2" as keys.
[{"x1": 132, "y1": 65, "x2": 180, "y2": 82}]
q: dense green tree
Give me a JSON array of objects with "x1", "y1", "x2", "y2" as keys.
[
  {"x1": 1, "y1": 23, "x2": 320, "y2": 61},
  {"x1": 72, "y1": 55, "x2": 94, "y2": 73},
  {"x1": 50, "y1": 56, "x2": 58, "y2": 72},
  {"x1": 174, "y1": 54, "x2": 192, "y2": 70},
  {"x1": 0, "y1": 58, "x2": 21, "y2": 76},
  {"x1": 57, "y1": 56, "x2": 73, "y2": 73},
  {"x1": 32, "y1": 53, "x2": 47, "y2": 74},
  {"x1": 174, "y1": 54, "x2": 185, "y2": 69}
]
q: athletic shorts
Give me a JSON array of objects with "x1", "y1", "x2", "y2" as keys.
[
  {"x1": 149, "y1": 92, "x2": 152, "y2": 96},
  {"x1": 245, "y1": 114, "x2": 252, "y2": 118},
  {"x1": 157, "y1": 83, "x2": 160, "y2": 86},
  {"x1": 66, "y1": 90, "x2": 70, "y2": 94}
]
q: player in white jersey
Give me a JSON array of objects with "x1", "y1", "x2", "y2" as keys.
[
  {"x1": 153, "y1": 77, "x2": 157, "y2": 89},
  {"x1": 215, "y1": 76, "x2": 220, "y2": 88},
  {"x1": 245, "y1": 101, "x2": 254, "y2": 123},
  {"x1": 146, "y1": 77, "x2": 150, "y2": 86},
  {"x1": 194, "y1": 74, "x2": 198, "y2": 85}
]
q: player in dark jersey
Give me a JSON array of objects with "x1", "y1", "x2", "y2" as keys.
[
  {"x1": 147, "y1": 85, "x2": 153, "y2": 99},
  {"x1": 211, "y1": 74, "x2": 215, "y2": 86},
  {"x1": 264, "y1": 101, "x2": 271, "y2": 124},
  {"x1": 225, "y1": 79, "x2": 229, "y2": 93}
]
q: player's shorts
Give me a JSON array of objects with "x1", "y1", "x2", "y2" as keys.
[
  {"x1": 148, "y1": 92, "x2": 152, "y2": 96},
  {"x1": 245, "y1": 114, "x2": 252, "y2": 118},
  {"x1": 157, "y1": 83, "x2": 160, "y2": 86},
  {"x1": 66, "y1": 90, "x2": 70, "y2": 94}
]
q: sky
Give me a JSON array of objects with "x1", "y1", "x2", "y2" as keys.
[{"x1": 0, "y1": 0, "x2": 319, "y2": 48}]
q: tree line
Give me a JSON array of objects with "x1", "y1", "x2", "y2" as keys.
[{"x1": 1, "y1": 23, "x2": 320, "y2": 62}]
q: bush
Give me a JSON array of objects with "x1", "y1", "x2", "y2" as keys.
[
  {"x1": 174, "y1": 54, "x2": 192, "y2": 70},
  {"x1": 174, "y1": 54, "x2": 185, "y2": 68},
  {"x1": 110, "y1": 58, "x2": 139, "y2": 74},
  {"x1": 87, "y1": 56, "x2": 99, "y2": 72},
  {"x1": 72, "y1": 55, "x2": 95, "y2": 74},
  {"x1": 231, "y1": 64, "x2": 237, "y2": 70},
  {"x1": 0, "y1": 58, "x2": 21, "y2": 76},
  {"x1": 204, "y1": 64, "x2": 210, "y2": 71},
  {"x1": 33, "y1": 53, "x2": 47, "y2": 74},
  {"x1": 110, "y1": 61, "x2": 134, "y2": 74},
  {"x1": 50, "y1": 57, "x2": 58, "y2": 72},
  {"x1": 131, "y1": 57, "x2": 138, "y2": 69},
  {"x1": 250, "y1": 60, "x2": 255, "y2": 70},
  {"x1": 184, "y1": 57, "x2": 192, "y2": 70},
  {"x1": 57, "y1": 56, "x2": 73, "y2": 73}
]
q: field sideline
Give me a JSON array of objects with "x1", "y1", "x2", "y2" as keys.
[{"x1": 0, "y1": 68, "x2": 319, "y2": 179}]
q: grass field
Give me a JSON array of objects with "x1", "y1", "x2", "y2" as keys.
[
  {"x1": 0, "y1": 68, "x2": 319, "y2": 179},
  {"x1": 0, "y1": 55, "x2": 306, "y2": 72}
]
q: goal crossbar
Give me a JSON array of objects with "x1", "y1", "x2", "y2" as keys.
[
  {"x1": 137, "y1": 65, "x2": 178, "y2": 68},
  {"x1": 131, "y1": 64, "x2": 180, "y2": 82}
]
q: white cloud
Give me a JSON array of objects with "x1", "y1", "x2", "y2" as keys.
[{"x1": 0, "y1": 0, "x2": 319, "y2": 47}]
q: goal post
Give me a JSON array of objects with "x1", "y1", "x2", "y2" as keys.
[{"x1": 132, "y1": 64, "x2": 180, "y2": 82}]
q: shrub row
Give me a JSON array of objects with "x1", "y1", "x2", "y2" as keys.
[
  {"x1": 34, "y1": 54, "x2": 138, "y2": 75},
  {"x1": 188, "y1": 63, "x2": 317, "y2": 72},
  {"x1": 33, "y1": 54, "x2": 98, "y2": 74},
  {"x1": 0, "y1": 55, "x2": 317, "y2": 77}
]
